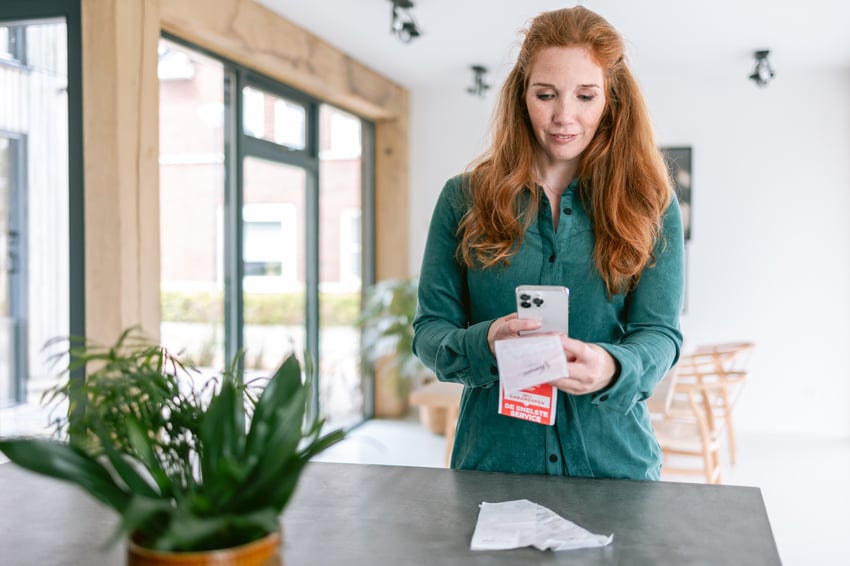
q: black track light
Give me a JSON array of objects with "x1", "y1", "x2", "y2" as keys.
[
  {"x1": 748, "y1": 50, "x2": 775, "y2": 87},
  {"x1": 466, "y1": 65, "x2": 491, "y2": 97},
  {"x1": 390, "y1": 0, "x2": 422, "y2": 44}
]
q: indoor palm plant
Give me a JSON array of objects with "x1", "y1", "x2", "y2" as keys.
[
  {"x1": 359, "y1": 277, "x2": 431, "y2": 418},
  {"x1": 0, "y1": 328, "x2": 344, "y2": 564}
]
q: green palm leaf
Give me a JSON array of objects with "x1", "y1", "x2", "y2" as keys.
[
  {"x1": 199, "y1": 377, "x2": 247, "y2": 501},
  {"x1": 0, "y1": 438, "x2": 129, "y2": 512}
]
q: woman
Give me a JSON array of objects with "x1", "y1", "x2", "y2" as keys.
[{"x1": 411, "y1": 6, "x2": 684, "y2": 480}]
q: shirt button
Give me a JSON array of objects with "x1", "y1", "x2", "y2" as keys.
[
  {"x1": 563, "y1": 208, "x2": 572, "y2": 215},
  {"x1": 548, "y1": 254, "x2": 556, "y2": 263},
  {"x1": 599, "y1": 394, "x2": 609, "y2": 402},
  {"x1": 549, "y1": 454, "x2": 558, "y2": 463}
]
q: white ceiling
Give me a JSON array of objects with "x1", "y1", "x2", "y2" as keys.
[{"x1": 259, "y1": 0, "x2": 850, "y2": 90}]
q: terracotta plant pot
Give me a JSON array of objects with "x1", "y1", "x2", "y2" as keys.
[{"x1": 127, "y1": 531, "x2": 281, "y2": 566}]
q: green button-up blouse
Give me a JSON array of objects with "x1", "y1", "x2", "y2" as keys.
[{"x1": 412, "y1": 174, "x2": 685, "y2": 480}]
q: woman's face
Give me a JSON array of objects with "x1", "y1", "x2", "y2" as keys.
[{"x1": 525, "y1": 46, "x2": 606, "y2": 172}]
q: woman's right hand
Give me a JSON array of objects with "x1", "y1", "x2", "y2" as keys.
[{"x1": 487, "y1": 313, "x2": 543, "y2": 355}]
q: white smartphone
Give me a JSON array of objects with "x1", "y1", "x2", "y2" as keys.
[{"x1": 515, "y1": 285, "x2": 570, "y2": 336}]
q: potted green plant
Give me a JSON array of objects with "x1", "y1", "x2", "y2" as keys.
[
  {"x1": 359, "y1": 278, "x2": 432, "y2": 419},
  {"x1": 0, "y1": 328, "x2": 344, "y2": 564}
]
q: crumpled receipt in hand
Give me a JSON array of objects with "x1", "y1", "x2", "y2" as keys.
[{"x1": 470, "y1": 499, "x2": 613, "y2": 552}]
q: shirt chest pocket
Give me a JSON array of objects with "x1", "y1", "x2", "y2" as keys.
[
  {"x1": 567, "y1": 209, "x2": 593, "y2": 234},
  {"x1": 563, "y1": 213, "x2": 594, "y2": 257}
]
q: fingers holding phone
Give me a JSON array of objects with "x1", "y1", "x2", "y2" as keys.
[{"x1": 487, "y1": 313, "x2": 542, "y2": 354}]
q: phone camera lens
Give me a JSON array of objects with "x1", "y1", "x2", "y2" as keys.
[
  {"x1": 519, "y1": 293, "x2": 531, "y2": 301},
  {"x1": 532, "y1": 297, "x2": 544, "y2": 306},
  {"x1": 520, "y1": 301, "x2": 531, "y2": 309}
]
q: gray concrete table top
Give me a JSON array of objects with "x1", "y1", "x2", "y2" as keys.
[
  {"x1": 0, "y1": 460, "x2": 781, "y2": 565},
  {"x1": 283, "y1": 462, "x2": 781, "y2": 565}
]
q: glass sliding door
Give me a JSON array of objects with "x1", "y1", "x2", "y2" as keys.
[
  {"x1": 158, "y1": 38, "x2": 226, "y2": 370},
  {"x1": 0, "y1": 8, "x2": 77, "y2": 439},
  {"x1": 241, "y1": 156, "x2": 307, "y2": 374},
  {"x1": 0, "y1": 134, "x2": 25, "y2": 408},
  {"x1": 318, "y1": 105, "x2": 366, "y2": 428},
  {"x1": 239, "y1": 80, "x2": 316, "y2": 382}
]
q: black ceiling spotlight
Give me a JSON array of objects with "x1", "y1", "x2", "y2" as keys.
[
  {"x1": 748, "y1": 50, "x2": 775, "y2": 87},
  {"x1": 390, "y1": 0, "x2": 422, "y2": 44},
  {"x1": 466, "y1": 65, "x2": 491, "y2": 97}
]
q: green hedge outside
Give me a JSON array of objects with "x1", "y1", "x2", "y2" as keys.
[{"x1": 161, "y1": 290, "x2": 361, "y2": 327}]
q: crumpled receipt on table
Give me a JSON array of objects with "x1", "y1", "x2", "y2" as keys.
[{"x1": 470, "y1": 499, "x2": 613, "y2": 551}]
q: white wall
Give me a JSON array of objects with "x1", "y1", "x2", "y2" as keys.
[
  {"x1": 408, "y1": 65, "x2": 850, "y2": 438},
  {"x1": 408, "y1": 84, "x2": 495, "y2": 261}
]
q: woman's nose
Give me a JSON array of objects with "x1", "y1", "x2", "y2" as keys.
[{"x1": 551, "y1": 99, "x2": 575, "y2": 124}]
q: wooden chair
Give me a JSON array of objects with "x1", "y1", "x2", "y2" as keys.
[
  {"x1": 650, "y1": 342, "x2": 753, "y2": 482},
  {"x1": 674, "y1": 342, "x2": 754, "y2": 464},
  {"x1": 651, "y1": 368, "x2": 726, "y2": 483}
]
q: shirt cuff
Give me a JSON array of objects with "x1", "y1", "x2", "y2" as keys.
[
  {"x1": 463, "y1": 319, "x2": 499, "y2": 388},
  {"x1": 590, "y1": 343, "x2": 643, "y2": 413}
]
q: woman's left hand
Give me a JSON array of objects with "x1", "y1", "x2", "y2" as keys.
[{"x1": 550, "y1": 336, "x2": 618, "y2": 395}]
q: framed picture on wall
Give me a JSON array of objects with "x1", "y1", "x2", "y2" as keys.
[{"x1": 660, "y1": 146, "x2": 692, "y2": 241}]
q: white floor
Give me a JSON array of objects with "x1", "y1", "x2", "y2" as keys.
[{"x1": 316, "y1": 414, "x2": 850, "y2": 566}]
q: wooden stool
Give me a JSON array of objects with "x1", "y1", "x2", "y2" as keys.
[{"x1": 409, "y1": 381, "x2": 463, "y2": 467}]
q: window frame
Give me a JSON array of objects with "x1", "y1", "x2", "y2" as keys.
[
  {"x1": 160, "y1": 32, "x2": 376, "y2": 423},
  {"x1": 0, "y1": 1, "x2": 85, "y2": 413}
]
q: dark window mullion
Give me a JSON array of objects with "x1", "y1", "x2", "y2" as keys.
[
  {"x1": 359, "y1": 118, "x2": 376, "y2": 419},
  {"x1": 241, "y1": 135, "x2": 314, "y2": 171},
  {"x1": 304, "y1": 101, "x2": 320, "y2": 423},
  {"x1": 224, "y1": 68, "x2": 243, "y2": 364},
  {"x1": 66, "y1": 2, "x2": 84, "y2": 349}
]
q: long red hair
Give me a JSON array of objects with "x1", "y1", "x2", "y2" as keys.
[{"x1": 458, "y1": 6, "x2": 672, "y2": 295}]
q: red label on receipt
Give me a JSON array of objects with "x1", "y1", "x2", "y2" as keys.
[{"x1": 498, "y1": 382, "x2": 557, "y2": 426}]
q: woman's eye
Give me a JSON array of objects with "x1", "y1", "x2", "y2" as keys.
[
  {"x1": 536, "y1": 93, "x2": 555, "y2": 101},
  {"x1": 578, "y1": 94, "x2": 595, "y2": 102}
]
